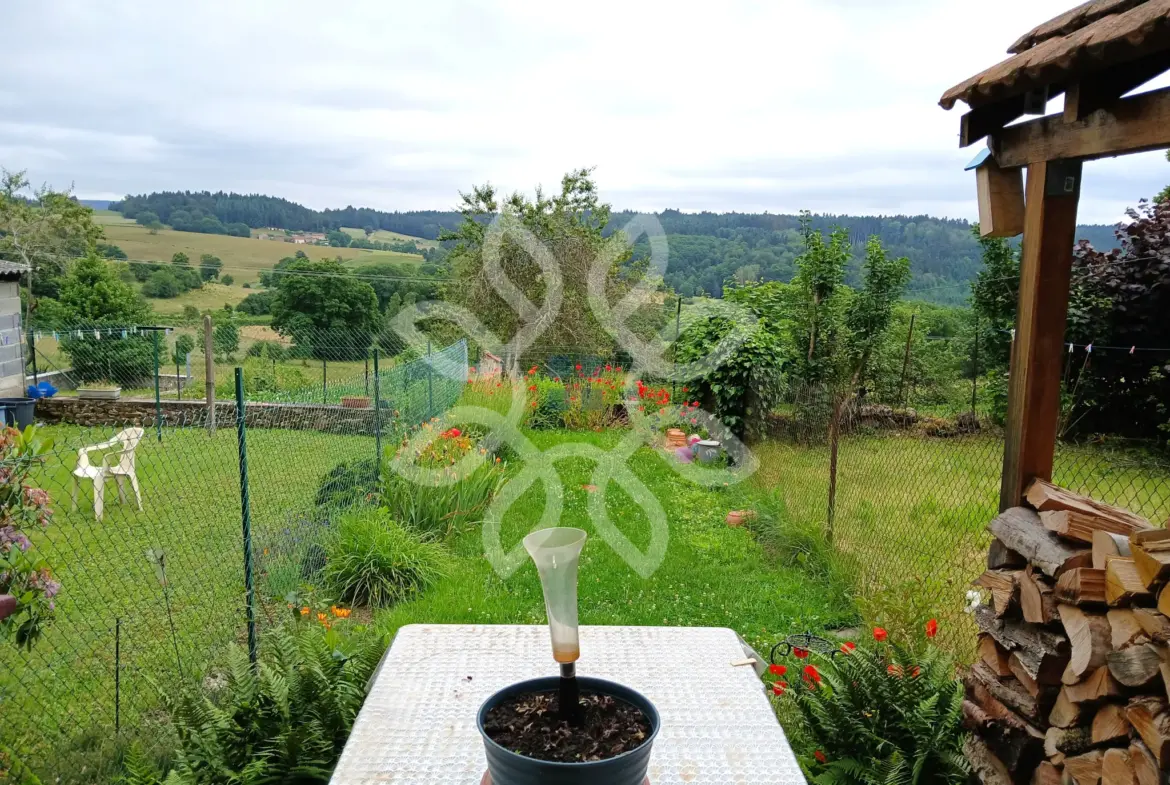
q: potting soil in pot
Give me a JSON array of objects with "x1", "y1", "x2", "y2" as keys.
[{"x1": 482, "y1": 690, "x2": 650, "y2": 763}]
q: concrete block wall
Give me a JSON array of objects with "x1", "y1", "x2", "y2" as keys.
[{"x1": 0, "y1": 281, "x2": 25, "y2": 397}]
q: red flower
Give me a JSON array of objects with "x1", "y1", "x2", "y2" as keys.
[
  {"x1": 887, "y1": 664, "x2": 904, "y2": 678},
  {"x1": 528, "y1": 385, "x2": 537, "y2": 392},
  {"x1": 772, "y1": 681, "x2": 788, "y2": 696},
  {"x1": 616, "y1": 366, "x2": 622, "y2": 372},
  {"x1": 911, "y1": 666, "x2": 921, "y2": 678},
  {"x1": 873, "y1": 627, "x2": 888, "y2": 642},
  {"x1": 802, "y1": 665, "x2": 821, "y2": 687},
  {"x1": 575, "y1": 364, "x2": 582, "y2": 371},
  {"x1": 925, "y1": 619, "x2": 938, "y2": 638},
  {"x1": 682, "y1": 387, "x2": 689, "y2": 393},
  {"x1": 605, "y1": 364, "x2": 612, "y2": 371},
  {"x1": 814, "y1": 750, "x2": 827, "y2": 764},
  {"x1": 793, "y1": 647, "x2": 808, "y2": 659},
  {"x1": 840, "y1": 641, "x2": 856, "y2": 654},
  {"x1": 769, "y1": 664, "x2": 787, "y2": 676}
]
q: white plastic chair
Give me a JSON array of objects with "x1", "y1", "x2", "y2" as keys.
[{"x1": 72, "y1": 427, "x2": 144, "y2": 520}]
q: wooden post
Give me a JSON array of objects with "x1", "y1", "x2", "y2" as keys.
[
  {"x1": 999, "y1": 160, "x2": 1081, "y2": 511},
  {"x1": 204, "y1": 315, "x2": 216, "y2": 436}
]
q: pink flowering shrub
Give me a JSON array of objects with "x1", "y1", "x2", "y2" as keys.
[{"x1": 0, "y1": 426, "x2": 57, "y2": 649}]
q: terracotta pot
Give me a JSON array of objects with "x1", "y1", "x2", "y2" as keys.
[
  {"x1": 341, "y1": 396, "x2": 371, "y2": 409},
  {"x1": 725, "y1": 510, "x2": 752, "y2": 528},
  {"x1": 664, "y1": 428, "x2": 687, "y2": 449}
]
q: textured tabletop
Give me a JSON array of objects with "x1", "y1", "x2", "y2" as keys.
[{"x1": 331, "y1": 624, "x2": 806, "y2": 784}]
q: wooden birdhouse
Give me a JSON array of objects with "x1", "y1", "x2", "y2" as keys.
[{"x1": 966, "y1": 148, "x2": 1025, "y2": 238}]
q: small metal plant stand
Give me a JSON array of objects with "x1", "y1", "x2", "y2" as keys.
[{"x1": 769, "y1": 632, "x2": 842, "y2": 665}]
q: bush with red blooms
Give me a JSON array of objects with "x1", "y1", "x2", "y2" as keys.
[{"x1": 768, "y1": 622, "x2": 967, "y2": 782}]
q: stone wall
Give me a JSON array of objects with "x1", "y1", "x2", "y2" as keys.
[{"x1": 35, "y1": 396, "x2": 380, "y2": 435}]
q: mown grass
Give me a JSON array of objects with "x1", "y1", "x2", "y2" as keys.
[
  {"x1": 339, "y1": 226, "x2": 439, "y2": 249},
  {"x1": 98, "y1": 222, "x2": 423, "y2": 286}
]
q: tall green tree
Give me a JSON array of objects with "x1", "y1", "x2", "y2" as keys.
[
  {"x1": 270, "y1": 258, "x2": 379, "y2": 360},
  {"x1": 213, "y1": 319, "x2": 240, "y2": 361},
  {"x1": 791, "y1": 216, "x2": 851, "y2": 386},
  {"x1": 199, "y1": 253, "x2": 223, "y2": 281}
]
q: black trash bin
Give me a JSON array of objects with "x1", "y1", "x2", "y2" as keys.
[{"x1": 0, "y1": 398, "x2": 35, "y2": 430}]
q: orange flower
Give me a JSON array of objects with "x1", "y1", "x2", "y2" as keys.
[
  {"x1": 925, "y1": 619, "x2": 938, "y2": 638},
  {"x1": 300, "y1": 606, "x2": 310, "y2": 616},
  {"x1": 887, "y1": 664, "x2": 904, "y2": 678},
  {"x1": 814, "y1": 750, "x2": 826, "y2": 764},
  {"x1": 317, "y1": 612, "x2": 327, "y2": 622},
  {"x1": 873, "y1": 627, "x2": 888, "y2": 642}
]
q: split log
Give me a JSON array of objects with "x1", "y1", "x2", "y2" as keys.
[
  {"x1": 1109, "y1": 609, "x2": 1152, "y2": 650},
  {"x1": 1043, "y1": 508, "x2": 1151, "y2": 543},
  {"x1": 1065, "y1": 666, "x2": 1124, "y2": 704},
  {"x1": 1026, "y1": 479, "x2": 1152, "y2": 534},
  {"x1": 1058, "y1": 568, "x2": 1109, "y2": 605},
  {"x1": 1010, "y1": 652, "x2": 1042, "y2": 698},
  {"x1": 1063, "y1": 750, "x2": 1104, "y2": 784},
  {"x1": 1061, "y1": 605, "x2": 1113, "y2": 679},
  {"x1": 1160, "y1": 662, "x2": 1170, "y2": 705},
  {"x1": 1046, "y1": 725, "x2": 1095, "y2": 758},
  {"x1": 965, "y1": 735, "x2": 1013, "y2": 785},
  {"x1": 990, "y1": 537, "x2": 1028, "y2": 570},
  {"x1": 991, "y1": 507, "x2": 1093, "y2": 578},
  {"x1": 976, "y1": 605, "x2": 1070, "y2": 685},
  {"x1": 1101, "y1": 748, "x2": 1137, "y2": 785},
  {"x1": 1107, "y1": 644, "x2": 1164, "y2": 688},
  {"x1": 1132, "y1": 608, "x2": 1170, "y2": 644},
  {"x1": 1128, "y1": 741, "x2": 1160, "y2": 785},
  {"x1": 977, "y1": 569, "x2": 1024, "y2": 617},
  {"x1": 1051, "y1": 688, "x2": 1086, "y2": 728},
  {"x1": 1022, "y1": 567, "x2": 1061, "y2": 625},
  {"x1": 962, "y1": 699, "x2": 1045, "y2": 770},
  {"x1": 1159, "y1": 586, "x2": 1170, "y2": 619},
  {"x1": 1031, "y1": 761, "x2": 1063, "y2": 785},
  {"x1": 967, "y1": 661, "x2": 1045, "y2": 722},
  {"x1": 1093, "y1": 703, "x2": 1133, "y2": 745},
  {"x1": 1095, "y1": 530, "x2": 1133, "y2": 570},
  {"x1": 980, "y1": 634, "x2": 1015, "y2": 677},
  {"x1": 1130, "y1": 530, "x2": 1170, "y2": 590},
  {"x1": 1109, "y1": 558, "x2": 1154, "y2": 606},
  {"x1": 1125, "y1": 697, "x2": 1170, "y2": 768}
]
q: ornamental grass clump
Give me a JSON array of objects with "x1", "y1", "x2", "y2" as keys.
[
  {"x1": 322, "y1": 508, "x2": 448, "y2": 608},
  {"x1": 773, "y1": 622, "x2": 968, "y2": 784}
]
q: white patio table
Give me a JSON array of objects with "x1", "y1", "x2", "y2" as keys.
[{"x1": 330, "y1": 624, "x2": 806, "y2": 784}]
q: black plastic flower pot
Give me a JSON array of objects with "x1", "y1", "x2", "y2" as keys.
[{"x1": 477, "y1": 676, "x2": 660, "y2": 785}]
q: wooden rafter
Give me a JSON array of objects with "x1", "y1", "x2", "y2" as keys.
[
  {"x1": 1064, "y1": 49, "x2": 1170, "y2": 121},
  {"x1": 961, "y1": 87, "x2": 1067, "y2": 148},
  {"x1": 992, "y1": 85, "x2": 1170, "y2": 167}
]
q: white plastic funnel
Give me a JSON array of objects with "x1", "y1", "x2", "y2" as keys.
[{"x1": 523, "y1": 527, "x2": 587, "y2": 664}]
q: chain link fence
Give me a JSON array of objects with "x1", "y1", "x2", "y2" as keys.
[{"x1": 1, "y1": 327, "x2": 467, "y2": 782}]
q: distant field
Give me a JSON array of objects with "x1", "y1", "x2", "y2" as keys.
[
  {"x1": 340, "y1": 226, "x2": 439, "y2": 249},
  {"x1": 142, "y1": 282, "x2": 252, "y2": 314},
  {"x1": 98, "y1": 222, "x2": 424, "y2": 285}
]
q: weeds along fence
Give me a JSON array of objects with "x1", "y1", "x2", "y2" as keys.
[{"x1": 1, "y1": 328, "x2": 467, "y2": 781}]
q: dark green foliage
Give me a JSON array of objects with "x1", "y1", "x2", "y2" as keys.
[
  {"x1": 142, "y1": 269, "x2": 182, "y2": 298},
  {"x1": 525, "y1": 376, "x2": 567, "y2": 429},
  {"x1": 212, "y1": 320, "x2": 239, "y2": 360},
  {"x1": 322, "y1": 509, "x2": 448, "y2": 608},
  {"x1": 326, "y1": 230, "x2": 351, "y2": 247},
  {"x1": 269, "y1": 259, "x2": 379, "y2": 361},
  {"x1": 198, "y1": 254, "x2": 222, "y2": 281},
  {"x1": 220, "y1": 274, "x2": 234, "y2": 286},
  {"x1": 154, "y1": 621, "x2": 383, "y2": 784},
  {"x1": 98, "y1": 243, "x2": 127, "y2": 260},
  {"x1": 314, "y1": 458, "x2": 378, "y2": 511},
  {"x1": 236, "y1": 291, "x2": 273, "y2": 315},
  {"x1": 171, "y1": 334, "x2": 195, "y2": 366},
  {"x1": 783, "y1": 637, "x2": 967, "y2": 783}
]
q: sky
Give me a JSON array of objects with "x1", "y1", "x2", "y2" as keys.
[{"x1": 1, "y1": 0, "x2": 1168, "y2": 224}]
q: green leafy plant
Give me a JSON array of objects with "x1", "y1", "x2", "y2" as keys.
[
  {"x1": 524, "y1": 373, "x2": 567, "y2": 429},
  {"x1": 314, "y1": 458, "x2": 379, "y2": 512},
  {"x1": 139, "y1": 618, "x2": 383, "y2": 785},
  {"x1": 775, "y1": 624, "x2": 967, "y2": 783},
  {"x1": 322, "y1": 508, "x2": 448, "y2": 608}
]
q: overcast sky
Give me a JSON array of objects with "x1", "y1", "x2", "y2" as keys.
[{"x1": 2, "y1": 0, "x2": 1167, "y2": 224}]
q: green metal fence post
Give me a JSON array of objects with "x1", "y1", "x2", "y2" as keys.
[
  {"x1": 427, "y1": 339, "x2": 434, "y2": 420},
  {"x1": 153, "y1": 330, "x2": 162, "y2": 442},
  {"x1": 373, "y1": 348, "x2": 382, "y2": 475},
  {"x1": 234, "y1": 367, "x2": 258, "y2": 667}
]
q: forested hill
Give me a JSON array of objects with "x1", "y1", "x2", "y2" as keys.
[{"x1": 109, "y1": 191, "x2": 1119, "y2": 305}]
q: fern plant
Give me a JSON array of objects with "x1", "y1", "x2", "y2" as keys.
[
  {"x1": 141, "y1": 619, "x2": 382, "y2": 785},
  {"x1": 778, "y1": 627, "x2": 968, "y2": 784}
]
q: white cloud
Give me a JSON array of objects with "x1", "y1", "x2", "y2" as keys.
[{"x1": 1, "y1": 0, "x2": 1167, "y2": 222}]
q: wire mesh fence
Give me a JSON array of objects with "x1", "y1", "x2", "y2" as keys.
[{"x1": 1, "y1": 328, "x2": 468, "y2": 782}]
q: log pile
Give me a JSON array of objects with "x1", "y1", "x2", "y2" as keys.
[{"x1": 964, "y1": 479, "x2": 1170, "y2": 784}]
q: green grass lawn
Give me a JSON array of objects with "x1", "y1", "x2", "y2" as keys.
[{"x1": 339, "y1": 226, "x2": 439, "y2": 249}]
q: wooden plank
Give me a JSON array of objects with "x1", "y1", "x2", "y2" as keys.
[
  {"x1": 977, "y1": 161, "x2": 1025, "y2": 238},
  {"x1": 1044, "y1": 508, "x2": 1152, "y2": 543},
  {"x1": 1064, "y1": 50, "x2": 1170, "y2": 123},
  {"x1": 1027, "y1": 480, "x2": 1152, "y2": 533},
  {"x1": 1132, "y1": 530, "x2": 1170, "y2": 589},
  {"x1": 999, "y1": 164, "x2": 1080, "y2": 511},
  {"x1": 992, "y1": 86, "x2": 1170, "y2": 168},
  {"x1": 1057, "y1": 568, "x2": 1108, "y2": 605},
  {"x1": 990, "y1": 507, "x2": 1092, "y2": 577}
]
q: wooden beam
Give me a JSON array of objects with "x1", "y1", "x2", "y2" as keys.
[
  {"x1": 1000, "y1": 160, "x2": 1081, "y2": 511},
  {"x1": 976, "y1": 160, "x2": 1026, "y2": 238},
  {"x1": 992, "y1": 86, "x2": 1170, "y2": 168},
  {"x1": 961, "y1": 86, "x2": 1068, "y2": 148},
  {"x1": 1064, "y1": 49, "x2": 1170, "y2": 123}
]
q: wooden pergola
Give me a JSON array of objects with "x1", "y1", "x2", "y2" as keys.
[{"x1": 940, "y1": 0, "x2": 1170, "y2": 512}]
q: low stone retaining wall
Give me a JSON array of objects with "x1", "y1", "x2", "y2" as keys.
[{"x1": 35, "y1": 396, "x2": 380, "y2": 435}]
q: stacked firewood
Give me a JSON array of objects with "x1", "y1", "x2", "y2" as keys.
[{"x1": 965, "y1": 479, "x2": 1170, "y2": 785}]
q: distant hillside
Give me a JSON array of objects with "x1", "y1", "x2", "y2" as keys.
[
  {"x1": 108, "y1": 190, "x2": 1121, "y2": 305},
  {"x1": 79, "y1": 199, "x2": 112, "y2": 210}
]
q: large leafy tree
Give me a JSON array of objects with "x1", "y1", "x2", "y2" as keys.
[
  {"x1": 0, "y1": 168, "x2": 103, "y2": 303},
  {"x1": 270, "y1": 258, "x2": 380, "y2": 360}
]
